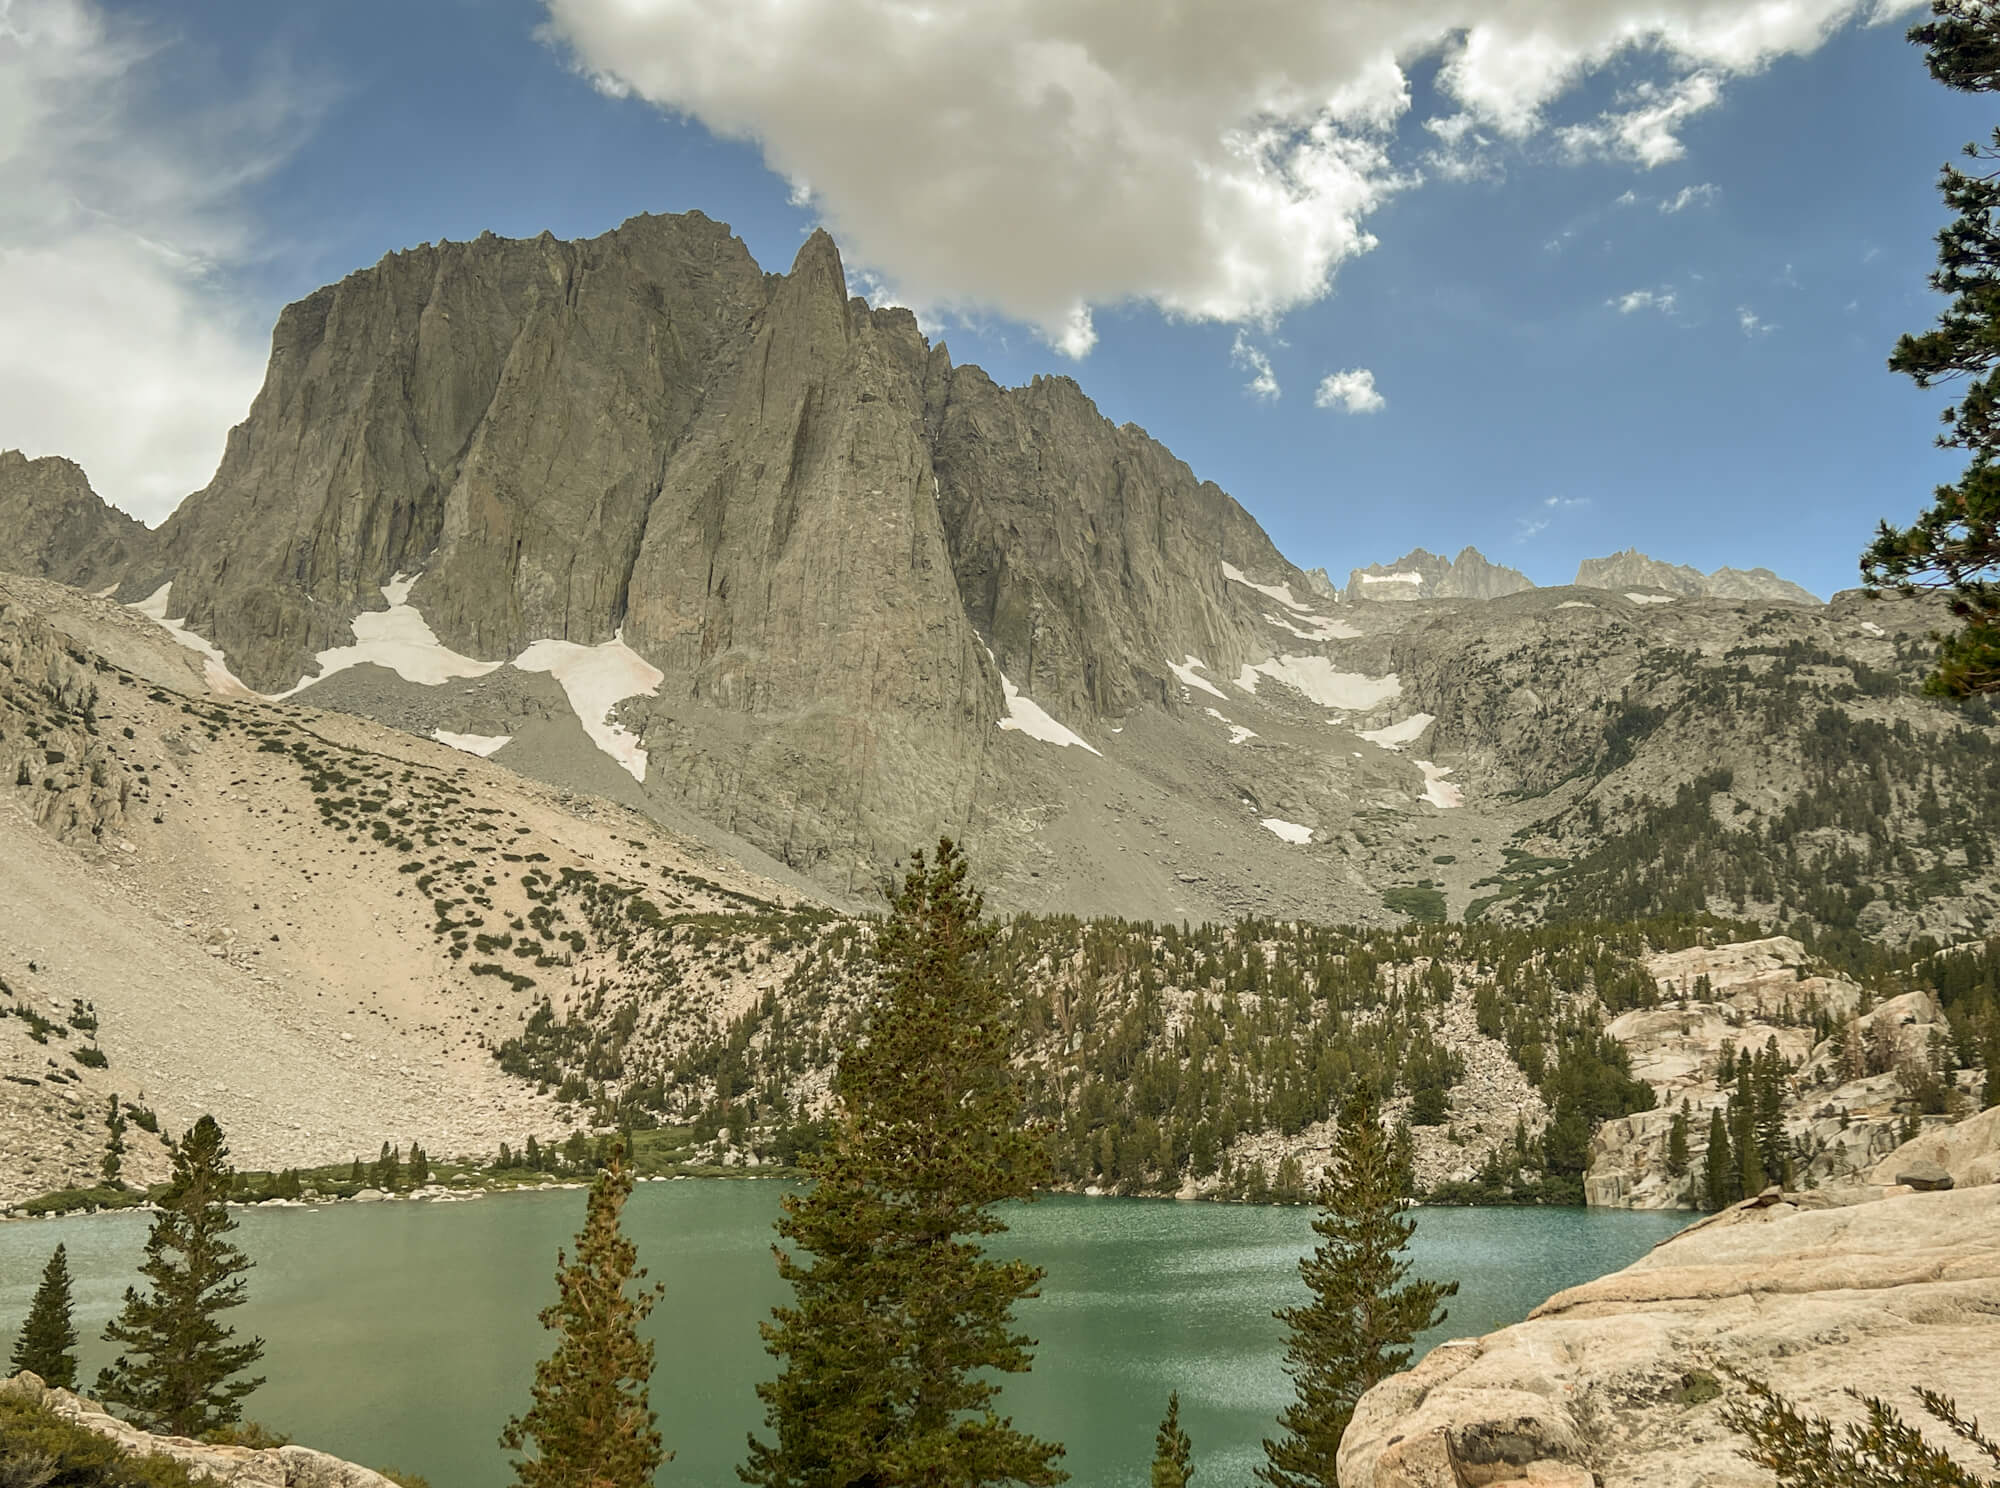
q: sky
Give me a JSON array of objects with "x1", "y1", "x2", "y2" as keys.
[{"x1": 0, "y1": 0, "x2": 1989, "y2": 601}]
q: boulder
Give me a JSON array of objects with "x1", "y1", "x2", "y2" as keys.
[
  {"x1": 1895, "y1": 1160, "x2": 1954, "y2": 1191},
  {"x1": 1867, "y1": 1105, "x2": 2000, "y2": 1190}
]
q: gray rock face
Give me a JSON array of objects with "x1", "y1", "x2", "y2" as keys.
[
  {"x1": 1575, "y1": 548, "x2": 1819, "y2": 604},
  {"x1": 0, "y1": 451, "x2": 153, "y2": 593},
  {"x1": 1895, "y1": 1159, "x2": 1955, "y2": 1191},
  {"x1": 1346, "y1": 546, "x2": 1534, "y2": 602}
]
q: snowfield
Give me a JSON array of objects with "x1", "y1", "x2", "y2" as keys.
[
  {"x1": 1625, "y1": 592, "x2": 1678, "y2": 606},
  {"x1": 1260, "y1": 817, "x2": 1313, "y2": 844},
  {"x1": 1236, "y1": 655, "x2": 1401, "y2": 711},
  {"x1": 1221, "y1": 561, "x2": 1317, "y2": 613},
  {"x1": 132, "y1": 584, "x2": 258, "y2": 697},
  {"x1": 996, "y1": 671, "x2": 1101, "y2": 755},
  {"x1": 514, "y1": 632, "x2": 664, "y2": 782},
  {"x1": 1417, "y1": 760, "x2": 1464, "y2": 808},
  {"x1": 1358, "y1": 713, "x2": 1435, "y2": 751},
  {"x1": 1359, "y1": 571, "x2": 1423, "y2": 586},
  {"x1": 274, "y1": 574, "x2": 501, "y2": 698},
  {"x1": 1168, "y1": 655, "x2": 1228, "y2": 699},
  {"x1": 431, "y1": 731, "x2": 512, "y2": 757},
  {"x1": 1203, "y1": 707, "x2": 1257, "y2": 745}
]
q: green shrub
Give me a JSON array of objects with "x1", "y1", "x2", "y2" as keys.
[{"x1": 0, "y1": 1393, "x2": 207, "y2": 1488}]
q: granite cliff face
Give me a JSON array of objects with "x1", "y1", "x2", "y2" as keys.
[
  {"x1": 1575, "y1": 547, "x2": 1820, "y2": 604},
  {"x1": 1345, "y1": 546, "x2": 1534, "y2": 602},
  {"x1": 0, "y1": 451, "x2": 153, "y2": 593}
]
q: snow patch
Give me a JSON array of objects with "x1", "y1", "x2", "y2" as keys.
[
  {"x1": 1222, "y1": 561, "x2": 1316, "y2": 613},
  {"x1": 1235, "y1": 655, "x2": 1401, "y2": 711},
  {"x1": 276, "y1": 574, "x2": 501, "y2": 698},
  {"x1": 1625, "y1": 592, "x2": 1677, "y2": 606},
  {"x1": 1261, "y1": 817, "x2": 1313, "y2": 844},
  {"x1": 1416, "y1": 761, "x2": 1464, "y2": 809},
  {"x1": 1168, "y1": 655, "x2": 1227, "y2": 699},
  {"x1": 1358, "y1": 713, "x2": 1435, "y2": 751},
  {"x1": 997, "y1": 671, "x2": 1101, "y2": 755},
  {"x1": 1203, "y1": 707, "x2": 1257, "y2": 745},
  {"x1": 1263, "y1": 610, "x2": 1361, "y2": 641},
  {"x1": 1859, "y1": 621, "x2": 1886, "y2": 637},
  {"x1": 1360, "y1": 571, "x2": 1423, "y2": 586},
  {"x1": 1556, "y1": 601, "x2": 1595, "y2": 610},
  {"x1": 131, "y1": 584, "x2": 257, "y2": 698},
  {"x1": 432, "y1": 731, "x2": 512, "y2": 758},
  {"x1": 514, "y1": 632, "x2": 665, "y2": 782}
]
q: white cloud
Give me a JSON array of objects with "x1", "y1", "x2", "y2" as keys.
[
  {"x1": 1231, "y1": 332, "x2": 1281, "y2": 401},
  {"x1": 541, "y1": 0, "x2": 1909, "y2": 354},
  {"x1": 1315, "y1": 368, "x2": 1385, "y2": 414},
  {"x1": 1611, "y1": 288, "x2": 1677, "y2": 315},
  {"x1": 1738, "y1": 305, "x2": 1775, "y2": 336},
  {"x1": 1659, "y1": 182, "x2": 1719, "y2": 213},
  {"x1": 0, "y1": 1, "x2": 324, "y2": 521}
]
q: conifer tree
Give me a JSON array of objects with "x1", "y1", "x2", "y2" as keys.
[
  {"x1": 102, "y1": 1095, "x2": 127, "y2": 1188},
  {"x1": 1666, "y1": 1106, "x2": 1690, "y2": 1180},
  {"x1": 742, "y1": 838, "x2": 1066, "y2": 1488},
  {"x1": 1259, "y1": 1084, "x2": 1456, "y2": 1488},
  {"x1": 97, "y1": 1115, "x2": 264, "y2": 1436},
  {"x1": 501, "y1": 1145, "x2": 666, "y2": 1488},
  {"x1": 1705, "y1": 1108, "x2": 1736, "y2": 1210},
  {"x1": 1151, "y1": 1392, "x2": 1194, "y2": 1488},
  {"x1": 1865, "y1": 1, "x2": 2000, "y2": 694},
  {"x1": 10, "y1": 1243, "x2": 79, "y2": 1388}
]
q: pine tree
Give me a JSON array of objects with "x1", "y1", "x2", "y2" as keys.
[
  {"x1": 96, "y1": 1115, "x2": 265, "y2": 1436},
  {"x1": 9, "y1": 1244, "x2": 79, "y2": 1389},
  {"x1": 1151, "y1": 1392, "x2": 1194, "y2": 1488},
  {"x1": 1983, "y1": 1033, "x2": 2000, "y2": 1109},
  {"x1": 500, "y1": 1145, "x2": 666, "y2": 1488},
  {"x1": 1259, "y1": 1084, "x2": 1457, "y2": 1488},
  {"x1": 408, "y1": 1143, "x2": 430, "y2": 1189},
  {"x1": 102, "y1": 1095, "x2": 127, "y2": 1188},
  {"x1": 1704, "y1": 1108, "x2": 1735, "y2": 1212},
  {"x1": 1666, "y1": 1106, "x2": 1690, "y2": 1179},
  {"x1": 1864, "y1": 1, "x2": 2000, "y2": 694},
  {"x1": 741, "y1": 838, "x2": 1067, "y2": 1488}
]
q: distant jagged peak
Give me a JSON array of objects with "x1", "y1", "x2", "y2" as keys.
[
  {"x1": 1345, "y1": 545, "x2": 1534, "y2": 603},
  {"x1": 1574, "y1": 548, "x2": 1820, "y2": 605},
  {"x1": 0, "y1": 449, "x2": 153, "y2": 593}
]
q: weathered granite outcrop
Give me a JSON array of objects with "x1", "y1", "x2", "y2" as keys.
[
  {"x1": 1340, "y1": 1184, "x2": 2000, "y2": 1488},
  {"x1": 0, "y1": 1372, "x2": 394, "y2": 1488},
  {"x1": 1584, "y1": 937, "x2": 1976, "y2": 1209}
]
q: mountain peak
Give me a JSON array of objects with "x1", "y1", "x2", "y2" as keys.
[
  {"x1": 1574, "y1": 550, "x2": 1819, "y2": 604},
  {"x1": 1347, "y1": 546, "x2": 1534, "y2": 602}
]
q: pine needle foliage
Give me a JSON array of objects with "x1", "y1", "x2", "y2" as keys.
[
  {"x1": 1723, "y1": 1373, "x2": 2000, "y2": 1487},
  {"x1": 1259, "y1": 1084, "x2": 1457, "y2": 1488},
  {"x1": 741, "y1": 838, "x2": 1067, "y2": 1488},
  {"x1": 500, "y1": 1145, "x2": 667, "y2": 1488},
  {"x1": 96, "y1": 1116, "x2": 264, "y2": 1437},
  {"x1": 1865, "y1": 1, "x2": 2000, "y2": 694},
  {"x1": 10, "y1": 1243, "x2": 80, "y2": 1389},
  {"x1": 1150, "y1": 1393, "x2": 1193, "y2": 1488}
]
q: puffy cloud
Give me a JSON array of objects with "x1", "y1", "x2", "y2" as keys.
[
  {"x1": 541, "y1": 0, "x2": 1915, "y2": 355},
  {"x1": 1612, "y1": 288, "x2": 1678, "y2": 314},
  {"x1": 1231, "y1": 332, "x2": 1281, "y2": 401},
  {"x1": 1739, "y1": 305, "x2": 1775, "y2": 336},
  {"x1": 1315, "y1": 368, "x2": 1385, "y2": 414},
  {"x1": 0, "y1": 0, "x2": 323, "y2": 521}
]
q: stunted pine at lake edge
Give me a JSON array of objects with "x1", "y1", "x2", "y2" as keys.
[
  {"x1": 501, "y1": 1146, "x2": 667, "y2": 1488},
  {"x1": 742, "y1": 838, "x2": 1067, "y2": 1488}
]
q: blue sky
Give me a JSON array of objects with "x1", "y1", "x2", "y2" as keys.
[{"x1": 2, "y1": 0, "x2": 1987, "y2": 600}]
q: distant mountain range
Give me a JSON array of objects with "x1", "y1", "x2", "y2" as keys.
[{"x1": 1342, "y1": 545, "x2": 1819, "y2": 605}]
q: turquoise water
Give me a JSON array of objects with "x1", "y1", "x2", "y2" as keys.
[{"x1": 0, "y1": 1187, "x2": 1687, "y2": 1487}]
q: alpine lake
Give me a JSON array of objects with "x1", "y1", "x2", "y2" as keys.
[{"x1": 0, "y1": 1184, "x2": 1688, "y2": 1488}]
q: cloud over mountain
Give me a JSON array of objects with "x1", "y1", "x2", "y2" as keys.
[{"x1": 543, "y1": 0, "x2": 1921, "y2": 353}]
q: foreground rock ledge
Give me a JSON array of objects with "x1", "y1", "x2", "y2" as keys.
[
  {"x1": 0, "y1": 1372, "x2": 394, "y2": 1488},
  {"x1": 1340, "y1": 1184, "x2": 2000, "y2": 1488}
]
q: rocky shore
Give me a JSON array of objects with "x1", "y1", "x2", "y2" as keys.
[
  {"x1": 1, "y1": 1372, "x2": 395, "y2": 1488},
  {"x1": 1340, "y1": 1182, "x2": 2000, "y2": 1488}
]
